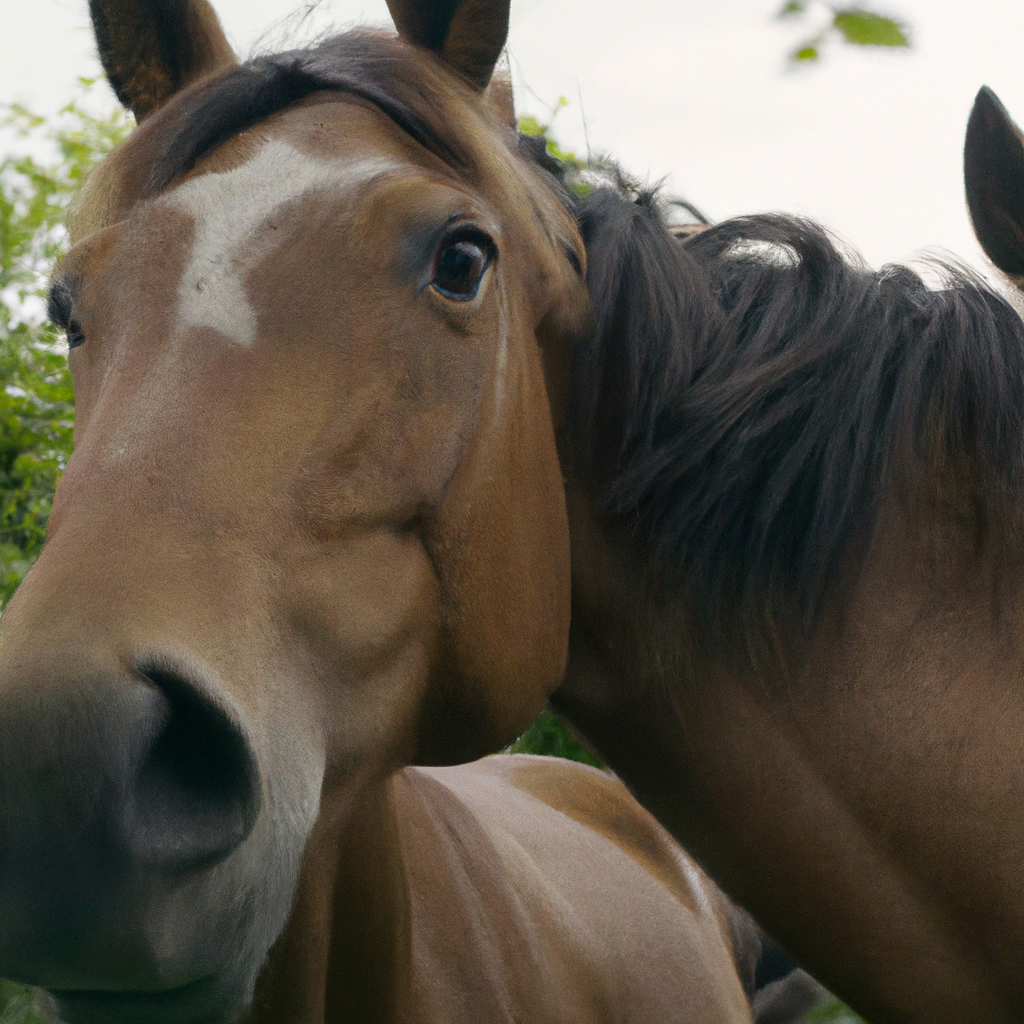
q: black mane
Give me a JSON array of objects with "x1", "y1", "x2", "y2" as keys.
[{"x1": 571, "y1": 184, "x2": 1024, "y2": 646}]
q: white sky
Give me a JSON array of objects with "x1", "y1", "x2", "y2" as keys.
[{"x1": 2, "y1": 0, "x2": 1023, "y2": 275}]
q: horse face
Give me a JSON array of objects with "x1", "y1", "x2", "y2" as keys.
[{"x1": 0, "y1": 6, "x2": 584, "y2": 1022}]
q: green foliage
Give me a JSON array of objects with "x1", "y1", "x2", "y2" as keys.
[
  {"x1": 832, "y1": 10, "x2": 908, "y2": 47},
  {"x1": 778, "y1": 2, "x2": 909, "y2": 63},
  {"x1": 793, "y1": 45, "x2": 821, "y2": 62},
  {"x1": 507, "y1": 708, "x2": 604, "y2": 768},
  {"x1": 0, "y1": 980, "x2": 46, "y2": 1024},
  {"x1": 517, "y1": 96, "x2": 582, "y2": 167},
  {"x1": 803, "y1": 996, "x2": 869, "y2": 1023},
  {"x1": 0, "y1": 84, "x2": 131, "y2": 606}
]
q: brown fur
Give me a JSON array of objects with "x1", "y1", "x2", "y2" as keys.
[
  {"x1": 247, "y1": 756, "x2": 755, "y2": 1024},
  {"x1": 385, "y1": 0, "x2": 510, "y2": 91}
]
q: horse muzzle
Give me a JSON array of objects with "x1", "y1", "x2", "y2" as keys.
[{"x1": 0, "y1": 642, "x2": 286, "y2": 1023}]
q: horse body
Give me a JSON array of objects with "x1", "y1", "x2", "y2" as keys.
[
  {"x1": 247, "y1": 755, "x2": 756, "y2": 1024},
  {"x1": 557, "y1": 477, "x2": 1024, "y2": 1024},
  {"x1": 548, "y1": 193, "x2": 1024, "y2": 1023},
  {"x1": 0, "y1": 3, "x2": 760, "y2": 1023}
]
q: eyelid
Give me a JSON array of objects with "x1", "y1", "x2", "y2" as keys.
[{"x1": 66, "y1": 321, "x2": 86, "y2": 349}]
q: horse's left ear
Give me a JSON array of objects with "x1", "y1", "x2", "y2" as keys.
[
  {"x1": 386, "y1": 0, "x2": 510, "y2": 91},
  {"x1": 89, "y1": 0, "x2": 237, "y2": 121},
  {"x1": 484, "y1": 57, "x2": 516, "y2": 126},
  {"x1": 965, "y1": 86, "x2": 1024, "y2": 275}
]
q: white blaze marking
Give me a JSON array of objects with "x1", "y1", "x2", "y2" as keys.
[{"x1": 164, "y1": 139, "x2": 400, "y2": 346}]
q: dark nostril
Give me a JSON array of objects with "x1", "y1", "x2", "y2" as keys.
[{"x1": 125, "y1": 663, "x2": 261, "y2": 870}]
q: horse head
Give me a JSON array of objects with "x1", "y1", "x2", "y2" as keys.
[{"x1": 0, "y1": 2, "x2": 588, "y2": 1021}]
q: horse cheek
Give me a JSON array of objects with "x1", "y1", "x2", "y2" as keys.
[{"x1": 417, "y1": 321, "x2": 569, "y2": 764}]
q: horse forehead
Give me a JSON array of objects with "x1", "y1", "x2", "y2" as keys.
[{"x1": 158, "y1": 137, "x2": 403, "y2": 348}]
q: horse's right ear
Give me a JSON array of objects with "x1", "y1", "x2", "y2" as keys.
[
  {"x1": 89, "y1": 0, "x2": 237, "y2": 122},
  {"x1": 386, "y1": 0, "x2": 510, "y2": 91},
  {"x1": 965, "y1": 86, "x2": 1024, "y2": 276}
]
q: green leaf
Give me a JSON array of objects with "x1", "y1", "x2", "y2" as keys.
[
  {"x1": 832, "y1": 10, "x2": 909, "y2": 47},
  {"x1": 778, "y1": 0, "x2": 808, "y2": 16},
  {"x1": 506, "y1": 709, "x2": 604, "y2": 769},
  {"x1": 792, "y1": 44, "x2": 821, "y2": 61},
  {"x1": 0, "y1": 82, "x2": 131, "y2": 609},
  {"x1": 517, "y1": 114, "x2": 546, "y2": 138},
  {"x1": 516, "y1": 114, "x2": 580, "y2": 167},
  {"x1": 801, "y1": 995, "x2": 868, "y2": 1023}
]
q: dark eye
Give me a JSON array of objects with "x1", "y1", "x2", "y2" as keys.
[
  {"x1": 431, "y1": 234, "x2": 494, "y2": 301},
  {"x1": 66, "y1": 320, "x2": 86, "y2": 350}
]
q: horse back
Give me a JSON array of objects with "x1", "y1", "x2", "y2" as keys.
[{"x1": 395, "y1": 754, "x2": 754, "y2": 1024}]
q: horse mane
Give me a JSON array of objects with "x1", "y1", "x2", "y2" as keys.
[{"x1": 570, "y1": 182, "x2": 1024, "y2": 649}]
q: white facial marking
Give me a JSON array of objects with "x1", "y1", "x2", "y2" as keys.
[{"x1": 165, "y1": 139, "x2": 400, "y2": 346}]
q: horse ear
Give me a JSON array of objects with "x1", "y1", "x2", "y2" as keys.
[
  {"x1": 386, "y1": 0, "x2": 510, "y2": 91},
  {"x1": 965, "y1": 86, "x2": 1024, "y2": 276},
  {"x1": 89, "y1": 0, "x2": 237, "y2": 121},
  {"x1": 484, "y1": 57, "x2": 516, "y2": 126}
]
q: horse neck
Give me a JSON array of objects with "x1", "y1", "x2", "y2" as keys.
[
  {"x1": 244, "y1": 774, "x2": 413, "y2": 1024},
  {"x1": 555, "y1": 477, "x2": 1024, "y2": 1022}
]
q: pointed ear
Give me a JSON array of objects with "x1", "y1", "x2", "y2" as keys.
[
  {"x1": 965, "y1": 86, "x2": 1024, "y2": 275},
  {"x1": 484, "y1": 56, "x2": 516, "y2": 126},
  {"x1": 386, "y1": 0, "x2": 510, "y2": 91},
  {"x1": 89, "y1": 0, "x2": 237, "y2": 121}
]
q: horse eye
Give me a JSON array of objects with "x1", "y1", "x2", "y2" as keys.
[
  {"x1": 431, "y1": 236, "x2": 493, "y2": 301},
  {"x1": 67, "y1": 320, "x2": 86, "y2": 350}
]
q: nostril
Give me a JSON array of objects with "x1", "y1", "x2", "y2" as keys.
[{"x1": 125, "y1": 664, "x2": 261, "y2": 870}]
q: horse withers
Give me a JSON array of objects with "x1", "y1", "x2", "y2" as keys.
[{"x1": 0, "y1": 1, "x2": 762, "y2": 1022}]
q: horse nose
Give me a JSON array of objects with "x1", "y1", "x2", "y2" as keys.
[
  {"x1": 125, "y1": 662, "x2": 261, "y2": 868},
  {"x1": 0, "y1": 657, "x2": 260, "y2": 876}
]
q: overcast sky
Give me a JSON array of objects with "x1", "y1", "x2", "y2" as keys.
[{"x1": 3, "y1": 0, "x2": 1024, "y2": 276}]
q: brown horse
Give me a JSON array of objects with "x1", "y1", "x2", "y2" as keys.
[
  {"x1": 0, "y1": 2, "x2": 763, "y2": 1023},
  {"x1": 546, "y1": 140, "x2": 1024, "y2": 1024}
]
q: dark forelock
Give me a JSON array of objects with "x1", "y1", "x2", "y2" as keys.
[{"x1": 138, "y1": 31, "x2": 482, "y2": 199}]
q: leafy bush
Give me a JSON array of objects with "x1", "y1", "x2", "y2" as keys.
[{"x1": 0, "y1": 85, "x2": 130, "y2": 606}]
